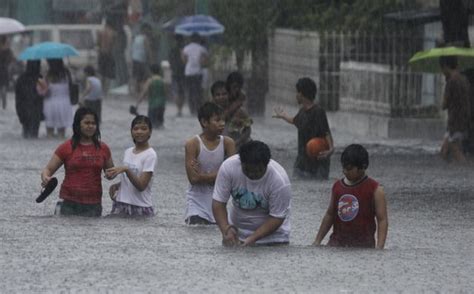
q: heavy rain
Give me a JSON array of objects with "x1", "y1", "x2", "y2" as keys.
[{"x1": 0, "y1": 0, "x2": 473, "y2": 293}]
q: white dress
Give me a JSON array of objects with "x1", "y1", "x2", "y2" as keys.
[{"x1": 43, "y1": 79, "x2": 73, "y2": 129}]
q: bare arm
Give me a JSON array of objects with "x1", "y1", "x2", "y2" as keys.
[
  {"x1": 105, "y1": 166, "x2": 152, "y2": 192},
  {"x1": 184, "y1": 137, "x2": 217, "y2": 185},
  {"x1": 313, "y1": 193, "x2": 336, "y2": 245},
  {"x1": 213, "y1": 199, "x2": 240, "y2": 246},
  {"x1": 103, "y1": 156, "x2": 115, "y2": 180},
  {"x1": 223, "y1": 136, "x2": 236, "y2": 158},
  {"x1": 242, "y1": 216, "x2": 285, "y2": 246},
  {"x1": 317, "y1": 132, "x2": 335, "y2": 160},
  {"x1": 272, "y1": 106, "x2": 294, "y2": 124},
  {"x1": 374, "y1": 186, "x2": 388, "y2": 249},
  {"x1": 41, "y1": 154, "x2": 63, "y2": 187}
]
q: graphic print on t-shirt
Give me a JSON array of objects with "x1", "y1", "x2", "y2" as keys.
[
  {"x1": 231, "y1": 187, "x2": 268, "y2": 210},
  {"x1": 337, "y1": 194, "x2": 359, "y2": 222}
]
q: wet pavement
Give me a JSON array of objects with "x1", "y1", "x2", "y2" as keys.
[{"x1": 0, "y1": 92, "x2": 472, "y2": 293}]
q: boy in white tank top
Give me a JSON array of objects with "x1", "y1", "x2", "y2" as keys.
[{"x1": 184, "y1": 102, "x2": 236, "y2": 224}]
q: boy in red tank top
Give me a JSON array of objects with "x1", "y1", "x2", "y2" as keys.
[{"x1": 313, "y1": 144, "x2": 388, "y2": 249}]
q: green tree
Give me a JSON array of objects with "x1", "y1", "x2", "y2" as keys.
[{"x1": 211, "y1": 0, "x2": 278, "y2": 115}]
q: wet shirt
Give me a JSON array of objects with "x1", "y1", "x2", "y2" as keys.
[
  {"x1": 293, "y1": 104, "x2": 331, "y2": 173},
  {"x1": 213, "y1": 155, "x2": 291, "y2": 244},
  {"x1": 328, "y1": 176, "x2": 379, "y2": 248},
  {"x1": 115, "y1": 147, "x2": 156, "y2": 207},
  {"x1": 55, "y1": 139, "x2": 111, "y2": 204},
  {"x1": 444, "y1": 72, "x2": 471, "y2": 133}
]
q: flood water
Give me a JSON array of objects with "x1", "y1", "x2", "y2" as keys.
[{"x1": 0, "y1": 94, "x2": 472, "y2": 293}]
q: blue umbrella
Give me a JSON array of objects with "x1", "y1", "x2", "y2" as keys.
[
  {"x1": 18, "y1": 42, "x2": 79, "y2": 61},
  {"x1": 174, "y1": 15, "x2": 224, "y2": 37}
]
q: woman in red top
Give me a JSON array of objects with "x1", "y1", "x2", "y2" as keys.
[
  {"x1": 41, "y1": 107, "x2": 114, "y2": 217},
  {"x1": 313, "y1": 144, "x2": 388, "y2": 249}
]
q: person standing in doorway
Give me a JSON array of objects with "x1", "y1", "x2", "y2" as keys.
[{"x1": 182, "y1": 33, "x2": 208, "y2": 115}]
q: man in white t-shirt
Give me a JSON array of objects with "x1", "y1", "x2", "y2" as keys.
[
  {"x1": 181, "y1": 33, "x2": 208, "y2": 115},
  {"x1": 212, "y1": 140, "x2": 291, "y2": 246}
]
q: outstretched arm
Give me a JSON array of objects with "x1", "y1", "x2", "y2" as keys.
[
  {"x1": 272, "y1": 106, "x2": 294, "y2": 124},
  {"x1": 105, "y1": 166, "x2": 152, "y2": 192},
  {"x1": 374, "y1": 186, "x2": 388, "y2": 249}
]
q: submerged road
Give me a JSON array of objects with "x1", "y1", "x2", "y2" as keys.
[{"x1": 0, "y1": 92, "x2": 472, "y2": 293}]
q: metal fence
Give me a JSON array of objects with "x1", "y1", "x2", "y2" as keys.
[{"x1": 317, "y1": 29, "x2": 445, "y2": 117}]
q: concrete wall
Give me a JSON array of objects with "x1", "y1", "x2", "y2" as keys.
[
  {"x1": 339, "y1": 61, "x2": 392, "y2": 116},
  {"x1": 267, "y1": 28, "x2": 320, "y2": 105}
]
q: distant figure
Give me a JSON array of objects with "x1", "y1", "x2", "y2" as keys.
[
  {"x1": 181, "y1": 33, "x2": 208, "y2": 115},
  {"x1": 313, "y1": 144, "x2": 388, "y2": 249},
  {"x1": 97, "y1": 19, "x2": 116, "y2": 95},
  {"x1": 212, "y1": 140, "x2": 291, "y2": 246},
  {"x1": 439, "y1": 56, "x2": 471, "y2": 163},
  {"x1": 273, "y1": 77, "x2": 334, "y2": 179},
  {"x1": 136, "y1": 64, "x2": 166, "y2": 129},
  {"x1": 15, "y1": 60, "x2": 44, "y2": 138},
  {"x1": 168, "y1": 34, "x2": 185, "y2": 117},
  {"x1": 106, "y1": 115, "x2": 157, "y2": 218},
  {"x1": 184, "y1": 102, "x2": 235, "y2": 225},
  {"x1": 211, "y1": 80, "x2": 252, "y2": 151},
  {"x1": 131, "y1": 23, "x2": 153, "y2": 96},
  {"x1": 42, "y1": 59, "x2": 74, "y2": 139},
  {"x1": 81, "y1": 65, "x2": 103, "y2": 122},
  {"x1": 41, "y1": 107, "x2": 114, "y2": 217},
  {"x1": 224, "y1": 73, "x2": 253, "y2": 150},
  {"x1": 0, "y1": 36, "x2": 14, "y2": 109}
]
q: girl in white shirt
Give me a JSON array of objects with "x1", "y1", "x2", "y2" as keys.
[{"x1": 106, "y1": 115, "x2": 157, "y2": 217}]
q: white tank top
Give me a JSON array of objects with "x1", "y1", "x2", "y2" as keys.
[{"x1": 184, "y1": 135, "x2": 225, "y2": 222}]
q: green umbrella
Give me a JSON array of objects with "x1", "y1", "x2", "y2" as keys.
[{"x1": 408, "y1": 46, "x2": 474, "y2": 73}]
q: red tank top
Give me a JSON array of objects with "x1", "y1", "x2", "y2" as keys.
[{"x1": 328, "y1": 176, "x2": 379, "y2": 248}]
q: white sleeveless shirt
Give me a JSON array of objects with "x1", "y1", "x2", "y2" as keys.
[{"x1": 185, "y1": 135, "x2": 225, "y2": 222}]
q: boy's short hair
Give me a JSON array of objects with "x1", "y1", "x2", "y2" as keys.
[
  {"x1": 226, "y1": 71, "x2": 244, "y2": 90},
  {"x1": 439, "y1": 56, "x2": 458, "y2": 69},
  {"x1": 341, "y1": 144, "x2": 369, "y2": 169},
  {"x1": 296, "y1": 77, "x2": 317, "y2": 101},
  {"x1": 239, "y1": 140, "x2": 271, "y2": 166},
  {"x1": 211, "y1": 81, "x2": 227, "y2": 96},
  {"x1": 197, "y1": 102, "x2": 223, "y2": 127},
  {"x1": 84, "y1": 65, "x2": 95, "y2": 76},
  {"x1": 149, "y1": 64, "x2": 161, "y2": 75}
]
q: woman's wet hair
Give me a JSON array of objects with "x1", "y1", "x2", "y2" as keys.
[
  {"x1": 239, "y1": 140, "x2": 271, "y2": 166},
  {"x1": 71, "y1": 107, "x2": 101, "y2": 149},
  {"x1": 341, "y1": 144, "x2": 369, "y2": 169},
  {"x1": 296, "y1": 77, "x2": 317, "y2": 101}
]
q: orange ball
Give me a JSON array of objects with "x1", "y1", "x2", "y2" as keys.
[{"x1": 305, "y1": 137, "x2": 329, "y2": 159}]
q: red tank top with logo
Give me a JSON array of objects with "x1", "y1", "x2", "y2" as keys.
[{"x1": 328, "y1": 176, "x2": 379, "y2": 248}]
